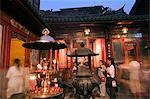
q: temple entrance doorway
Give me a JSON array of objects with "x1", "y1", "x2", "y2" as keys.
[{"x1": 9, "y1": 38, "x2": 25, "y2": 67}]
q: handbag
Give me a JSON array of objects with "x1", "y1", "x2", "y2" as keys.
[
  {"x1": 100, "y1": 77, "x2": 106, "y2": 82},
  {"x1": 112, "y1": 79, "x2": 117, "y2": 87},
  {"x1": 111, "y1": 78, "x2": 118, "y2": 92}
]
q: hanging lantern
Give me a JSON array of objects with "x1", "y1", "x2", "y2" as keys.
[
  {"x1": 84, "y1": 28, "x2": 90, "y2": 35},
  {"x1": 122, "y1": 27, "x2": 128, "y2": 34}
]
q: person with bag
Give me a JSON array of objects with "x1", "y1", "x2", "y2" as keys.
[
  {"x1": 97, "y1": 60, "x2": 107, "y2": 97},
  {"x1": 104, "y1": 57, "x2": 117, "y2": 99}
]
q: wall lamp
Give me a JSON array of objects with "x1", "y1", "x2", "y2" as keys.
[
  {"x1": 122, "y1": 27, "x2": 128, "y2": 34},
  {"x1": 84, "y1": 28, "x2": 90, "y2": 35}
]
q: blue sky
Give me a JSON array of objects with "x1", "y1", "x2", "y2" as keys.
[{"x1": 40, "y1": 0, "x2": 135, "y2": 14}]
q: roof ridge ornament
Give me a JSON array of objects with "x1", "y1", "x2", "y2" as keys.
[{"x1": 116, "y1": 5, "x2": 127, "y2": 15}]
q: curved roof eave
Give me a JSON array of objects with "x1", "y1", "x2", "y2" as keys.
[{"x1": 43, "y1": 15, "x2": 149, "y2": 23}]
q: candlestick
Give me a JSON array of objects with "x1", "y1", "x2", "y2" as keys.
[{"x1": 29, "y1": 75, "x2": 36, "y2": 91}]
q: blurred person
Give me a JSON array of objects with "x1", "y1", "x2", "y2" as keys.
[
  {"x1": 97, "y1": 60, "x2": 107, "y2": 97},
  {"x1": 140, "y1": 57, "x2": 150, "y2": 98},
  {"x1": 128, "y1": 57, "x2": 142, "y2": 99},
  {"x1": 105, "y1": 57, "x2": 117, "y2": 99},
  {"x1": 6, "y1": 59, "x2": 25, "y2": 99}
]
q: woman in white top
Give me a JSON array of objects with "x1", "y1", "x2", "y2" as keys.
[
  {"x1": 105, "y1": 57, "x2": 117, "y2": 99},
  {"x1": 6, "y1": 59, "x2": 25, "y2": 99},
  {"x1": 97, "y1": 60, "x2": 107, "y2": 97}
]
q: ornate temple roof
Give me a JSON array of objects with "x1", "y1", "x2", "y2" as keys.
[{"x1": 40, "y1": 5, "x2": 149, "y2": 23}]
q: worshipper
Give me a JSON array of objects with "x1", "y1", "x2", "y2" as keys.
[
  {"x1": 105, "y1": 57, "x2": 117, "y2": 99},
  {"x1": 97, "y1": 60, "x2": 107, "y2": 97},
  {"x1": 6, "y1": 59, "x2": 25, "y2": 99}
]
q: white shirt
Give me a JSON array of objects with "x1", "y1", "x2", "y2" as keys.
[
  {"x1": 106, "y1": 64, "x2": 115, "y2": 78},
  {"x1": 6, "y1": 66, "x2": 24, "y2": 98}
]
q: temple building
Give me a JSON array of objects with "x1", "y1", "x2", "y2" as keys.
[{"x1": 40, "y1": 0, "x2": 149, "y2": 69}]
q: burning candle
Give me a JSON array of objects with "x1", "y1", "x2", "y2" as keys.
[
  {"x1": 43, "y1": 87, "x2": 47, "y2": 93},
  {"x1": 54, "y1": 83, "x2": 58, "y2": 87},
  {"x1": 53, "y1": 78, "x2": 57, "y2": 82},
  {"x1": 37, "y1": 74, "x2": 40, "y2": 78}
]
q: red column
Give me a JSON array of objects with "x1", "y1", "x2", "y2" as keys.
[
  {"x1": 86, "y1": 37, "x2": 90, "y2": 48},
  {"x1": 54, "y1": 50, "x2": 59, "y2": 72},
  {"x1": 136, "y1": 39, "x2": 140, "y2": 61},
  {"x1": 70, "y1": 39, "x2": 73, "y2": 68}
]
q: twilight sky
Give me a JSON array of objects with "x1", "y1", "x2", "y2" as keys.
[{"x1": 40, "y1": 0, "x2": 136, "y2": 14}]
